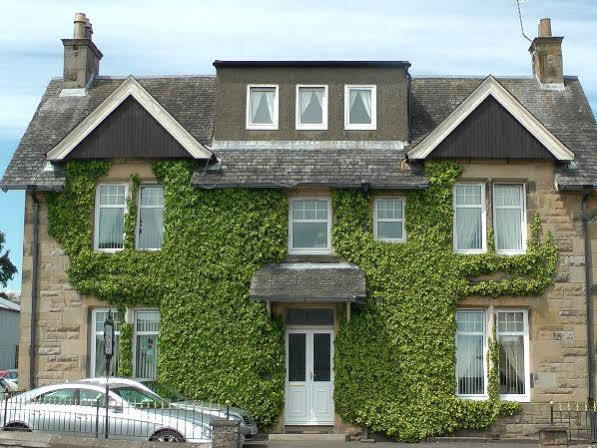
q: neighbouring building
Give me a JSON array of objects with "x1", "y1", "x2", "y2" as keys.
[
  {"x1": 0, "y1": 296, "x2": 20, "y2": 371},
  {"x1": 2, "y1": 12, "x2": 597, "y2": 441}
]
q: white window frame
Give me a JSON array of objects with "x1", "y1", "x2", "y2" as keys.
[
  {"x1": 344, "y1": 85, "x2": 377, "y2": 130},
  {"x1": 89, "y1": 308, "x2": 120, "y2": 377},
  {"x1": 246, "y1": 84, "x2": 279, "y2": 130},
  {"x1": 136, "y1": 184, "x2": 164, "y2": 251},
  {"x1": 496, "y1": 309, "x2": 530, "y2": 402},
  {"x1": 288, "y1": 197, "x2": 332, "y2": 255},
  {"x1": 132, "y1": 308, "x2": 160, "y2": 379},
  {"x1": 295, "y1": 85, "x2": 328, "y2": 130},
  {"x1": 374, "y1": 197, "x2": 406, "y2": 243},
  {"x1": 94, "y1": 183, "x2": 128, "y2": 252},
  {"x1": 492, "y1": 183, "x2": 527, "y2": 255},
  {"x1": 455, "y1": 309, "x2": 488, "y2": 400},
  {"x1": 453, "y1": 183, "x2": 487, "y2": 254}
]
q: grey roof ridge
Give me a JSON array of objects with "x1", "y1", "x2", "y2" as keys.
[
  {"x1": 95, "y1": 74, "x2": 216, "y2": 80},
  {"x1": 411, "y1": 74, "x2": 579, "y2": 80}
]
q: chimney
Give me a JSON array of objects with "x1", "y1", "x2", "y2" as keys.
[
  {"x1": 61, "y1": 12, "x2": 103, "y2": 91},
  {"x1": 529, "y1": 18, "x2": 564, "y2": 88}
]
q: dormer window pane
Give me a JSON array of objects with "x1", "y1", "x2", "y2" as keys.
[
  {"x1": 247, "y1": 86, "x2": 278, "y2": 129},
  {"x1": 299, "y1": 87, "x2": 324, "y2": 124},
  {"x1": 349, "y1": 89, "x2": 372, "y2": 124}
]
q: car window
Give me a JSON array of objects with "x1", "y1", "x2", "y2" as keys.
[
  {"x1": 79, "y1": 389, "x2": 105, "y2": 406},
  {"x1": 112, "y1": 386, "x2": 168, "y2": 408},
  {"x1": 143, "y1": 381, "x2": 185, "y2": 402},
  {"x1": 35, "y1": 388, "x2": 77, "y2": 405}
]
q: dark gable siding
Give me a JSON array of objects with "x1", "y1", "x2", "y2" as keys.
[
  {"x1": 429, "y1": 96, "x2": 554, "y2": 160},
  {"x1": 66, "y1": 96, "x2": 192, "y2": 159}
]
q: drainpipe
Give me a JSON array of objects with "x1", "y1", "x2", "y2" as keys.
[
  {"x1": 582, "y1": 187, "x2": 594, "y2": 403},
  {"x1": 28, "y1": 189, "x2": 40, "y2": 390}
]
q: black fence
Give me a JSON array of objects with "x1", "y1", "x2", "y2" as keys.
[
  {"x1": 0, "y1": 390, "x2": 224, "y2": 443},
  {"x1": 550, "y1": 401, "x2": 597, "y2": 442}
]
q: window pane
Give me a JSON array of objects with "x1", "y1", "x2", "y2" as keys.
[
  {"x1": 100, "y1": 185, "x2": 126, "y2": 206},
  {"x1": 140, "y1": 186, "x2": 164, "y2": 207},
  {"x1": 456, "y1": 334, "x2": 485, "y2": 395},
  {"x1": 454, "y1": 185, "x2": 482, "y2": 206},
  {"x1": 498, "y1": 335, "x2": 525, "y2": 395},
  {"x1": 292, "y1": 200, "x2": 327, "y2": 220},
  {"x1": 135, "y1": 334, "x2": 159, "y2": 379},
  {"x1": 138, "y1": 208, "x2": 164, "y2": 249},
  {"x1": 313, "y1": 333, "x2": 331, "y2": 382},
  {"x1": 286, "y1": 309, "x2": 334, "y2": 326},
  {"x1": 349, "y1": 89, "x2": 372, "y2": 124},
  {"x1": 292, "y1": 222, "x2": 327, "y2": 249},
  {"x1": 497, "y1": 312, "x2": 524, "y2": 333},
  {"x1": 80, "y1": 390, "x2": 105, "y2": 407},
  {"x1": 495, "y1": 208, "x2": 522, "y2": 251},
  {"x1": 250, "y1": 89, "x2": 274, "y2": 124},
  {"x1": 299, "y1": 88, "x2": 324, "y2": 124},
  {"x1": 40, "y1": 389, "x2": 77, "y2": 405},
  {"x1": 494, "y1": 185, "x2": 521, "y2": 207},
  {"x1": 95, "y1": 310, "x2": 121, "y2": 333},
  {"x1": 94, "y1": 334, "x2": 120, "y2": 376},
  {"x1": 288, "y1": 333, "x2": 306, "y2": 381},
  {"x1": 136, "y1": 310, "x2": 160, "y2": 332},
  {"x1": 455, "y1": 208, "x2": 482, "y2": 250},
  {"x1": 377, "y1": 199, "x2": 403, "y2": 220},
  {"x1": 377, "y1": 222, "x2": 403, "y2": 240},
  {"x1": 98, "y1": 208, "x2": 125, "y2": 249},
  {"x1": 456, "y1": 311, "x2": 485, "y2": 333}
]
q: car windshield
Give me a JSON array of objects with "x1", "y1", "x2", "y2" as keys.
[
  {"x1": 111, "y1": 386, "x2": 170, "y2": 408},
  {"x1": 141, "y1": 381, "x2": 186, "y2": 402}
]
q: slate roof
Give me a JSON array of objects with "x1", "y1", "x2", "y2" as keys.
[
  {"x1": 249, "y1": 263, "x2": 366, "y2": 302},
  {"x1": 2, "y1": 74, "x2": 596, "y2": 191},
  {"x1": 1, "y1": 76, "x2": 215, "y2": 191},
  {"x1": 192, "y1": 146, "x2": 427, "y2": 189},
  {"x1": 409, "y1": 76, "x2": 597, "y2": 190}
]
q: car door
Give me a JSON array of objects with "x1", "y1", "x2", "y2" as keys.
[{"x1": 29, "y1": 387, "x2": 78, "y2": 433}]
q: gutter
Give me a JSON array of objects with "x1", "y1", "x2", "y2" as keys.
[
  {"x1": 582, "y1": 187, "x2": 595, "y2": 403},
  {"x1": 28, "y1": 188, "x2": 40, "y2": 390}
]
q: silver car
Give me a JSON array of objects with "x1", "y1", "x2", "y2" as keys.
[
  {"x1": 83, "y1": 377, "x2": 259, "y2": 438},
  {"x1": 0, "y1": 382, "x2": 211, "y2": 443}
]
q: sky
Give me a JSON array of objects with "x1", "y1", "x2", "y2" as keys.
[{"x1": 0, "y1": 0, "x2": 596, "y2": 292}]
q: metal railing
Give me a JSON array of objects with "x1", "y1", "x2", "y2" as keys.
[
  {"x1": 550, "y1": 401, "x2": 597, "y2": 442},
  {"x1": 1, "y1": 390, "x2": 219, "y2": 443}
]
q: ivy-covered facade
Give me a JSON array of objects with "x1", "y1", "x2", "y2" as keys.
[{"x1": 3, "y1": 14, "x2": 597, "y2": 442}]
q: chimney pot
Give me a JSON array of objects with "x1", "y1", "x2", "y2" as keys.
[
  {"x1": 538, "y1": 18, "x2": 552, "y2": 38},
  {"x1": 73, "y1": 12, "x2": 87, "y2": 39},
  {"x1": 85, "y1": 18, "x2": 93, "y2": 39}
]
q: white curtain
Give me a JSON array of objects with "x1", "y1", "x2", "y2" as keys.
[
  {"x1": 455, "y1": 208, "x2": 482, "y2": 250},
  {"x1": 300, "y1": 89, "x2": 323, "y2": 123},
  {"x1": 349, "y1": 89, "x2": 371, "y2": 123},
  {"x1": 251, "y1": 90, "x2": 274, "y2": 124},
  {"x1": 499, "y1": 335, "x2": 525, "y2": 394},
  {"x1": 456, "y1": 334, "x2": 484, "y2": 394},
  {"x1": 494, "y1": 185, "x2": 523, "y2": 251}
]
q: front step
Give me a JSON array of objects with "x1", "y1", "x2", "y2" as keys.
[{"x1": 268, "y1": 433, "x2": 347, "y2": 442}]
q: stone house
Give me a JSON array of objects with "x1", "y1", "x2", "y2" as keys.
[{"x1": 2, "y1": 12, "x2": 597, "y2": 440}]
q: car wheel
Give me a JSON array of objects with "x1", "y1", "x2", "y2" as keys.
[{"x1": 149, "y1": 429, "x2": 185, "y2": 442}]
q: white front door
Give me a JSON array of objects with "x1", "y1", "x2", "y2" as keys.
[{"x1": 285, "y1": 329, "x2": 334, "y2": 425}]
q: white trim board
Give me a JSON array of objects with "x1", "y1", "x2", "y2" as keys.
[
  {"x1": 47, "y1": 76, "x2": 212, "y2": 161},
  {"x1": 407, "y1": 75, "x2": 574, "y2": 161}
]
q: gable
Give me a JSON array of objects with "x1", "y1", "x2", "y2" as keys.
[
  {"x1": 429, "y1": 96, "x2": 554, "y2": 160},
  {"x1": 407, "y1": 76, "x2": 574, "y2": 161},
  {"x1": 66, "y1": 96, "x2": 191, "y2": 159},
  {"x1": 47, "y1": 76, "x2": 211, "y2": 161}
]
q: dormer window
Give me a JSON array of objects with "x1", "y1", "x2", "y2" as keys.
[
  {"x1": 296, "y1": 85, "x2": 328, "y2": 130},
  {"x1": 345, "y1": 85, "x2": 376, "y2": 130},
  {"x1": 246, "y1": 85, "x2": 279, "y2": 130}
]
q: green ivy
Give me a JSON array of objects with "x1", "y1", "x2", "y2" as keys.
[
  {"x1": 119, "y1": 322, "x2": 133, "y2": 377},
  {"x1": 46, "y1": 159, "x2": 556, "y2": 438},
  {"x1": 332, "y1": 161, "x2": 556, "y2": 440}
]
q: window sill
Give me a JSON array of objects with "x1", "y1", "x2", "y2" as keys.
[
  {"x1": 246, "y1": 124, "x2": 279, "y2": 131},
  {"x1": 344, "y1": 124, "x2": 377, "y2": 131},
  {"x1": 376, "y1": 238, "x2": 406, "y2": 243},
  {"x1": 495, "y1": 250, "x2": 527, "y2": 256},
  {"x1": 296, "y1": 124, "x2": 328, "y2": 131},
  {"x1": 288, "y1": 249, "x2": 332, "y2": 256},
  {"x1": 457, "y1": 394, "x2": 488, "y2": 401},
  {"x1": 454, "y1": 249, "x2": 487, "y2": 255},
  {"x1": 95, "y1": 248, "x2": 124, "y2": 253},
  {"x1": 500, "y1": 394, "x2": 530, "y2": 402}
]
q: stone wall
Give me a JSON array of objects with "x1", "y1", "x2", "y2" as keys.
[{"x1": 16, "y1": 159, "x2": 597, "y2": 438}]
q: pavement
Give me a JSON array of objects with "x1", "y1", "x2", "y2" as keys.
[{"x1": 253, "y1": 442, "x2": 543, "y2": 448}]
